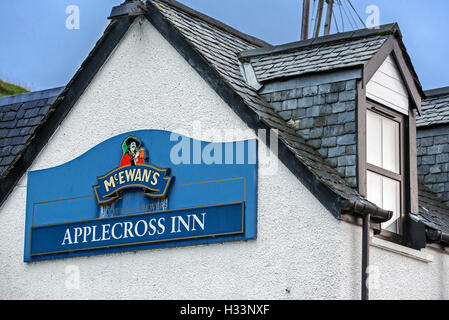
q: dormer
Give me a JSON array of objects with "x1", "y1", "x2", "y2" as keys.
[{"x1": 239, "y1": 23, "x2": 425, "y2": 239}]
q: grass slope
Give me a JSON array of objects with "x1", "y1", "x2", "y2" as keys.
[{"x1": 0, "y1": 80, "x2": 29, "y2": 97}]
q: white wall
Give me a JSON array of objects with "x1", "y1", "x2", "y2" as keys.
[
  {"x1": 0, "y1": 18, "x2": 447, "y2": 300},
  {"x1": 338, "y1": 222, "x2": 449, "y2": 300}
]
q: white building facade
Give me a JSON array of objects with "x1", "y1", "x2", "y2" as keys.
[{"x1": 0, "y1": 0, "x2": 448, "y2": 300}]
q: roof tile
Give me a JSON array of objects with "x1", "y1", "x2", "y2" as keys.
[
  {"x1": 242, "y1": 35, "x2": 388, "y2": 83},
  {"x1": 0, "y1": 87, "x2": 63, "y2": 179},
  {"x1": 417, "y1": 183, "x2": 449, "y2": 234},
  {"x1": 417, "y1": 90, "x2": 449, "y2": 127}
]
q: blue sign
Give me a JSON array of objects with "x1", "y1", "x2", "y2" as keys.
[{"x1": 24, "y1": 130, "x2": 257, "y2": 261}]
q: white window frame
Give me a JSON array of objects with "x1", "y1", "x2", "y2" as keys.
[{"x1": 365, "y1": 100, "x2": 405, "y2": 234}]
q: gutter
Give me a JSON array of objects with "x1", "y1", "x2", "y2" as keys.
[
  {"x1": 342, "y1": 199, "x2": 393, "y2": 223},
  {"x1": 426, "y1": 229, "x2": 449, "y2": 245},
  {"x1": 412, "y1": 214, "x2": 449, "y2": 246},
  {"x1": 341, "y1": 198, "x2": 393, "y2": 300},
  {"x1": 443, "y1": 233, "x2": 449, "y2": 244}
]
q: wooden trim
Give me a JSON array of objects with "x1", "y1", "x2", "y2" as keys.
[
  {"x1": 363, "y1": 36, "x2": 395, "y2": 85},
  {"x1": 366, "y1": 98, "x2": 417, "y2": 228},
  {"x1": 407, "y1": 108, "x2": 419, "y2": 214},
  {"x1": 400, "y1": 107, "x2": 407, "y2": 235},
  {"x1": 366, "y1": 101, "x2": 404, "y2": 176},
  {"x1": 391, "y1": 41, "x2": 422, "y2": 113},
  {"x1": 363, "y1": 35, "x2": 422, "y2": 114},
  {"x1": 365, "y1": 100, "x2": 406, "y2": 235},
  {"x1": 366, "y1": 164, "x2": 401, "y2": 182},
  {"x1": 374, "y1": 228, "x2": 405, "y2": 246},
  {"x1": 357, "y1": 80, "x2": 367, "y2": 197},
  {"x1": 368, "y1": 103, "x2": 403, "y2": 122}
]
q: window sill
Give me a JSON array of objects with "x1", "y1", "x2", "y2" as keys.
[{"x1": 370, "y1": 235, "x2": 434, "y2": 263}]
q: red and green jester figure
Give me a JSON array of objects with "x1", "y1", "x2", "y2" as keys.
[{"x1": 120, "y1": 136, "x2": 146, "y2": 167}]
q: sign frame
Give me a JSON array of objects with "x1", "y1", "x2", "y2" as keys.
[{"x1": 24, "y1": 130, "x2": 258, "y2": 261}]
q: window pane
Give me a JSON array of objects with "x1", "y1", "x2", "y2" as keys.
[
  {"x1": 367, "y1": 171, "x2": 382, "y2": 208},
  {"x1": 366, "y1": 170, "x2": 401, "y2": 233},
  {"x1": 382, "y1": 117, "x2": 400, "y2": 173},
  {"x1": 367, "y1": 109, "x2": 401, "y2": 174},
  {"x1": 381, "y1": 176, "x2": 400, "y2": 232},
  {"x1": 367, "y1": 110, "x2": 382, "y2": 167}
]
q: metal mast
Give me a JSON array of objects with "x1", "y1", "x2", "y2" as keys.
[
  {"x1": 304, "y1": 0, "x2": 336, "y2": 39},
  {"x1": 324, "y1": 0, "x2": 334, "y2": 35},
  {"x1": 301, "y1": 0, "x2": 311, "y2": 40},
  {"x1": 313, "y1": 0, "x2": 325, "y2": 38}
]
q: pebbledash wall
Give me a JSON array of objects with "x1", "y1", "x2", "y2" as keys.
[{"x1": 0, "y1": 19, "x2": 448, "y2": 300}]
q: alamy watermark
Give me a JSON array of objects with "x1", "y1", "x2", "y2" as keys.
[
  {"x1": 366, "y1": 264, "x2": 380, "y2": 291},
  {"x1": 65, "y1": 5, "x2": 80, "y2": 30},
  {"x1": 365, "y1": 5, "x2": 380, "y2": 29},
  {"x1": 65, "y1": 264, "x2": 80, "y2": 290},
  {"x1": 168, "y1": 121, "x2": 279, "y2": 176}
]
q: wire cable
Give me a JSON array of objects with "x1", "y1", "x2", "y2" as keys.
[
  {"x1": 336, "y1": 0, "x2": 345, "y2": 32},
  {"x1": 343, "y1": 0, "x2": 359, "y2": 28},
  {"x1": 339, "y1": 0, "x2": 355, "y2": 30},
  {"x1": 332, "y1": 9, "x2": 340, "y2": 33},
  {"x1": 347, "y1": 0, "x2": 366, "y2": 28}
]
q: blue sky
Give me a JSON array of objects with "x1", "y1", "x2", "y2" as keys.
[{"x1": 0, "y1": 0, "x2": 448, "y2": 91}]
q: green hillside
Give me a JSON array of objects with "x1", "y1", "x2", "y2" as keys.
[{"x1": 0, "y1": 80, "x2": 29, "y2": 97}]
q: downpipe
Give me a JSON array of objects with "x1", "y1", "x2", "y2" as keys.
[
  {"x1": 361, "y1": 213, "x2": 370, "y2": 300},
  {"x1": 342, "y1": 199, "x2": 393, "y2": 300}
]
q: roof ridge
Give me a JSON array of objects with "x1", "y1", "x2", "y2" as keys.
[
  {"x1": 151, "y1": 0, "x2": 271, "y2": 48},
  {"x1": 424, "y1": 86, "x2": 449, "y2": 98},
  {"x1": 0, "y1": 87, "x2": 64, "y2": 108},
  {"x1": 238, "y1": 23, "x2": 399, "y2": 60}
]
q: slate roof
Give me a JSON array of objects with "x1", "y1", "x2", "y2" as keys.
[
  {"x1": 0, "y1": 87, "x2": 64, "y2": 179},
  {"x1": 416, "y1": 184, "x2": 449, "y2": 234},
  {"x1": 238, "y1": 27, "x2": 392, "y2": 83},
  {"x1": 415, "y1": 87, "x2": 449, "y2": 237},
  {"x1": 417, "y1": 87, "x2": 449, "y2": 127},
  {"x1": 150, "y1": 0, "x2": 392, "y2": 220}
]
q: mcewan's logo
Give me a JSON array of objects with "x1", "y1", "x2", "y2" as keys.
[{"x1": 93, "y1": 136, "x2": 172, "y2": 205}]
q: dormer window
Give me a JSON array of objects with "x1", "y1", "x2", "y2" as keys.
[
  {"x1": 366, "y1": 102, "x2": 404, "y2": 233},
  {"x1": 242, "y1": 24, "x2": 424, "y2": 243},
  {"x1": 360, "y1": 50, "x2": 421, "y2": 237}
]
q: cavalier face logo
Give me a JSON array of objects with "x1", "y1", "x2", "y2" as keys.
[
  {"x1": 93, "y1": 136, "x2": 172, "y2": 205},
  {"x1": 120, "y1": 136, "x2": 146, "y2": 167}
]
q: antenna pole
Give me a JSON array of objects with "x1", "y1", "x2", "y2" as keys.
[
  {"x1": 313, "y1": 0, "x2": 325, "y2": 38},
  {"x1": 301, "y1": 0, "x2": 311, "y2": 40},
  {"x1": 324, "y1": 0, "x2": 334, "y2": 35}
]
